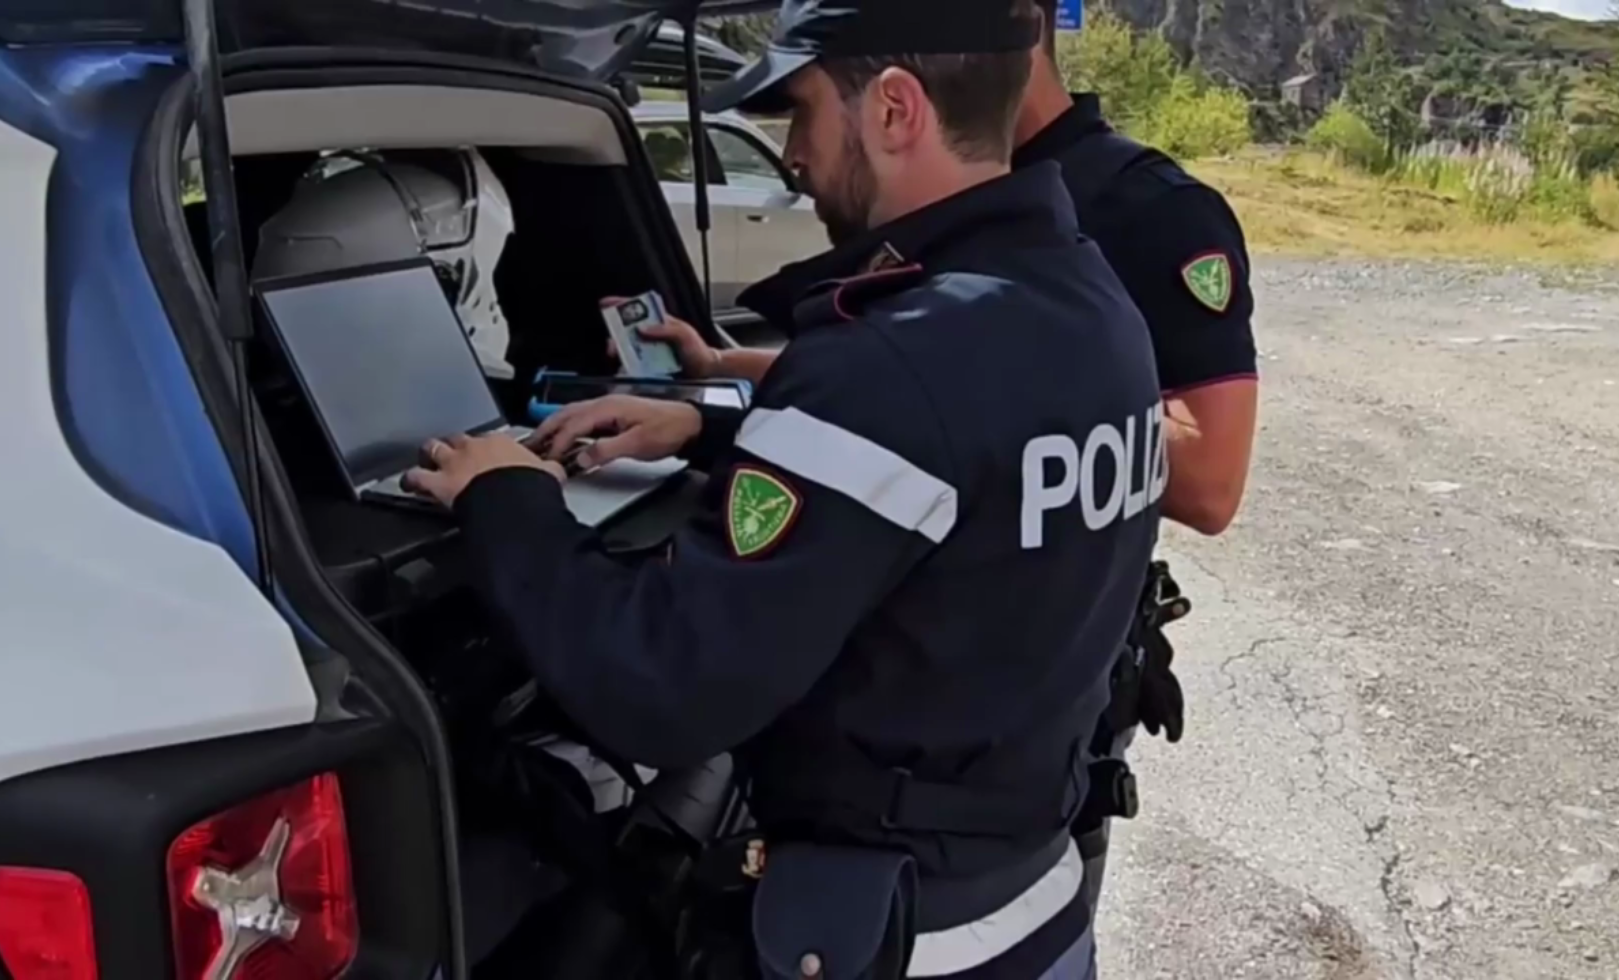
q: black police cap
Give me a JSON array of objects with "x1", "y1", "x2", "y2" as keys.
[{"x1": 701, "y1": 0, "x2": 1041, "y2": 116}]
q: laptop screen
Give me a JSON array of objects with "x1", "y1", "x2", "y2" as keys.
[{"x1": 257, "y1": 260, "x2": 505, "y2": 489}]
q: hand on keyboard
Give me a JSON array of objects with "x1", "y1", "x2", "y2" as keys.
[
  {"x1": 403, "y1": 432, "x2": 566, "y2": 507},
  {"x1": 530, "y1": 395, "x2": 700, "y2": 471}
]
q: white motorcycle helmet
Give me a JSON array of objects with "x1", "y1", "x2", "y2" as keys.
[{"x1": 253, "y1": 147, "x2": 516, "y2": 377}]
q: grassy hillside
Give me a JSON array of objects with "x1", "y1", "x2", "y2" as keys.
[
  {"x1": 1425, "y1": 0, "x2": 1619, "y2": 118},
  {"x1": 709, "y1": 2, "x2": 1618, "y2": 115},
  {"x1": 1106, "y1": 0, "x2": 1618, "y2": 103},
  {"x1": 1195, "y1": 148, "x2": 1619, "y2": 264},
  {"x1": 702, "y1": 4, "x2": 1619, "y2": 267},
  {"x1": 1484, "y1": 0, "x2": 1619, "y2": 62}
]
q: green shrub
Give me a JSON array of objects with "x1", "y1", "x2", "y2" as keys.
[
  {"x1": 1055, "y1": 9, "x2": 1179, "y2": 131},
  {"x1": 1572, "y1": 125, "x2": 1619, "y2": 177},
  {"x1": 1306, "y1": 103, "x2": 1388, "y2": 173},
  {"x1": 1591, "y1": 172, "x2": 1619, "y2": 229},
  {"x1": 1134, "y1": 74, "x2": 1252, "y2": 159},
  {"x1": 1052, "y1": 7, "x2": 1249, "y2": 160},
  {"x1": 1527, "y1": 167, "x2": 1595, "y2": 225},
  {"x1": 1518, "y1": 109, "x2": 1575, "y2": 170}
]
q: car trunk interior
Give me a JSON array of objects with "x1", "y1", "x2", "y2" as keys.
[{"x1": 166, "y1": 68, "x2": 738, "y2": 975}]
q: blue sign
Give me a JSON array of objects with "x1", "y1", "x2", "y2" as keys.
[{"x1": 1055, "y1": 0, "x2": 1083, "y2": 31}]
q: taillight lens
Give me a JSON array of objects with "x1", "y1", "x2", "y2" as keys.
[
  {"x1": 0, "y1": 867, "x2": 98, "y2": 980},
  {"x1": 166, "y1": 773, "x2": 357, "y2": 980}
]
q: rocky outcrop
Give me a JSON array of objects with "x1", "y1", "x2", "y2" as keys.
[
  {"x1": 1108, "y1": 0, "x2": 1616, "y2": 100},
  {"x1": 1112, "y1": 0, "x2": 1403, "y2": 96},
  {"x1": 704, "y1": 1, "x2": 1616, "y2": 106}
]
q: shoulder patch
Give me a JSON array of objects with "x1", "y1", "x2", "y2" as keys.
[
  {"x1": 726, "y1": 466, "x2": 803, "y2": 559},
  {"x1": 1181, "y1": 251, "x2": 1233, "y2": 313}
]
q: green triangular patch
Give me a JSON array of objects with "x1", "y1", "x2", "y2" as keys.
[
  {"x1": 726, "y1": 467, "x2": 801, "y2": 558},
  {"x1": 1181, "y1": 252, "x2": 1233, "y2": 313}
]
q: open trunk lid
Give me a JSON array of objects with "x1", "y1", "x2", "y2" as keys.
[{"x1": 3, "y1": 0, "x2": 771, "y2": 83}]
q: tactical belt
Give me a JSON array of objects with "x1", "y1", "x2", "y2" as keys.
[
  {"x1": 1075, "y1": 559, "x2": 1190, "y2": 831},
  {"x1": 696, "y1": 826, "x2": 1074, "y2": 937},
  {"x1": 1076, "y1": 757, "x2": 1138, "y2": 829},
  {"x1": 779, "y1": 750, "x2": 1084, "y2": 841}
]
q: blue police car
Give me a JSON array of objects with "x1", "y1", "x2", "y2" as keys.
[{"x1": 0, "y1": 2, "x2": 773, "y2": 978}]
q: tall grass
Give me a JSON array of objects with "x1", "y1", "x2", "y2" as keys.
[
  {"x1": 1307, "y1": 102, "x2": 1612, "y2": 228},
  {"x1": 1593, "y1": 172, "x2": 1619, "y2": 229},
  {"x1": 1046, "y1": 10, "x2": 1617, "y2": 236},
  {"x1": 1192, "y1": 149, "x2": 1619, "y2": 265}
]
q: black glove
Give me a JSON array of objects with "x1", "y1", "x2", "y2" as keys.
[{"x1": 1136, "y1": 625, "x2": 1185, "y2": 744}]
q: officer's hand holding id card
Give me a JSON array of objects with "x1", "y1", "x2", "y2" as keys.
[{"x1": 601, "y1": 292, "x2": 683, "y2": 378}]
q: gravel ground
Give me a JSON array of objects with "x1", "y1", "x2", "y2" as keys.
[{"x1": 1095, "y1": 258, "x2": 1619, "y2": 980}]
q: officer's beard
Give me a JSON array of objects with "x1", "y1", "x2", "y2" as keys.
[{"x1": 809, "y1": 124, "x2": 877, "y2": 248}]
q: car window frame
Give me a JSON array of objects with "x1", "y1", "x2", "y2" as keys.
[
  {"x1": 636, "y1": 120, "x2": 726, "y2": 187},
  {"x1": 703, "y1": 123, "x2": 794, "y2": 194}
]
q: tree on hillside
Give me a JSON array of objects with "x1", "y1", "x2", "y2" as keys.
[
  {"x1": 1569, "y1": 10, "x2": 1619, "y2": 175},
  {"x1": 1050, "y1": 8, "x2": 1250, "y2": 159},
  {"x1": 1596, "y1": 53, "x2": 1619, "y2": 124},
  {"x1": 1426, "y1": 50, "x2": 1486, "y2": 99},
  {"x1": 1604, "y1": 5, "x2": 1619, "y2": 126},
  {"x1": 1054, "y1": 7, "x2": 1180, "y2": 129},
  {"x1": 1343, "y1": 30, "x2": 1422, "y2": 163},
  {"x1": 1523, "y1": 63, "x2": 1574, "y2": 118}
]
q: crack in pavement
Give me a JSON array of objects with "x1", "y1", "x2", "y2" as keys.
[
  {"x1": 1367, "y1": 815, "x2": 1420, "y2": 980},
  {"x1": 1169, "y1": 546, "x2": 1237, "y2": 608},
  {"x1": 1218, "y1": 635, "x2": 1289, "y2": 693},
  {"x1": 1269, "y1": 657, "x2": 1343, "y2": 788},
  {"x1": 1207, "y1": 621, "x2": 1412, "y2": 975},
  {"x1": 1104, "y1": 262, "x2": 1619, "y2": 979}
]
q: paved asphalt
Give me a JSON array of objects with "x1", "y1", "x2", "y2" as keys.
[{"x1": 1094, "y1": 259, "x2": 1619, "y2": 980}]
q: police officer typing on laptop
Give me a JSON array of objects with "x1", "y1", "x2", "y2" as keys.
[{"x1": 405, "y1": 1, "x2": 1160, "y2": 976}]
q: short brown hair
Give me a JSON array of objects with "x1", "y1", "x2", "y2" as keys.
[{"x1": 820, "y1": 49, "x2": 1033, "y2": 163}]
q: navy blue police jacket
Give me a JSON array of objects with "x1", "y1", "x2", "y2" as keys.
[
  {"x1": 1012, "y1": 93, "x2": 1258, "y2": 395},
  {"x1": 453, "y1": 161, "x2": 1163, "y2": 882}
]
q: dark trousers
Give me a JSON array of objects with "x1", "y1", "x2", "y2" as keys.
[
  {"x1": 1036, "y1": 928, "x2": 1098, "y2": 980},
  {"x1": 1077, "y1": 722, "x2": 1136, "y2": 932},
  {"x1": 922, "y1": 880, "x2": 1098, "y2": 980}
]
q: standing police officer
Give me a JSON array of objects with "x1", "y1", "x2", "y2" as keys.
[
  {"x1": 631, "y1": 1, "x2": 1263, "y2": 957},
  {"x1": 1014, "y1": 0, "x2": 1261, "y2": 935},
  {"x1": 406, "y1": 0, "x2": 1160, "y2": 975}
]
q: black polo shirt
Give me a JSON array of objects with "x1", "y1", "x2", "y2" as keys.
[{"x1": 1013, "y1": 93, "x2": 1258, "y2": 395}]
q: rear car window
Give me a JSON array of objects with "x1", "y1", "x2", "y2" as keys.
[
  {"x1": 640, "y1": 124, "x2": 697, "y2": 184},
  {"x1": 708, "y1": 127, "x2": 787, "y2": 193},
  {"x1": 1, "y1": 0, "x2": 178, "y2": 43}
]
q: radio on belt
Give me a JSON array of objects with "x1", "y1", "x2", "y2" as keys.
[{"x1": 601, "y1": 291, "x2": 682, "y2": 378}]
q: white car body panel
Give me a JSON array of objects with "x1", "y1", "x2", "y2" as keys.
[
  {"x1": 661, "y1": 178, "x2": 739, "y2": 303},
  {"x1": 634, "y1": 104, "x2": 822, "y2": 313},
  {"x1": 0, "y1": 120, "x2": 317, "y2": 786},
  {"x1": 723, "y1": 182, "x2": 821, "y2": 291}
]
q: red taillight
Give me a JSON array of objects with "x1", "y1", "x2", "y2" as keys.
[
  {"x1": 166, "y1": 773, "x2": 357, "y2": 980},
  {"x1": 0, "y1": 867, "x2": 98, "y2": 980}
]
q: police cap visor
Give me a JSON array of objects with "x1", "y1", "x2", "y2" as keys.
[{"x1": 701, "y1": 0, "x2": 1042, "y2": 116}]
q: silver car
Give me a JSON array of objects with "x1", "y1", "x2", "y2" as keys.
[{"x1": 632, "y1": 101, "x2": 822, "y2": 329}]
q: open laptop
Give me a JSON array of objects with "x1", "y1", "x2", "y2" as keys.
[{"x1": 254, "y1": 257, "x2": 686, "y2": 526}]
